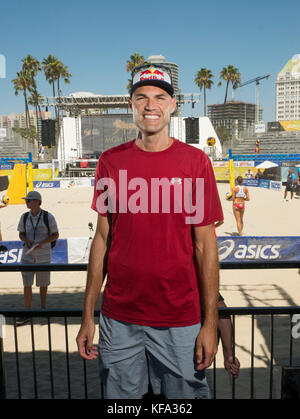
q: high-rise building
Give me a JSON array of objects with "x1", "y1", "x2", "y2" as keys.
[
  {"x1": 147, "y1": 54, "x2": 179, "y2": 94},
  {"x1": 276, "y1": 54, "x2": 300, "y2": 121},
  {"x1": 207, "y1": 101, "x2": 262, "y2": 137}
]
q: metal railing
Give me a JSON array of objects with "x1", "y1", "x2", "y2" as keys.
[{"x1": 1, "y1": 262, "x2": 300, "y2": 399}]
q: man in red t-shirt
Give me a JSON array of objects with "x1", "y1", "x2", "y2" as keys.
[{"x1": 76, "y1": 64, "x2": 224, "y2": 399}]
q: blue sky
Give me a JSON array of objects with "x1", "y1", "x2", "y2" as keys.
[{"x1": 1, "y1": 0, "x2": 300, "y2": 122}]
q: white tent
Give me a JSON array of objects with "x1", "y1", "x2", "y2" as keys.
[{"x1": 256, "y1": 160, "x2": 279, "y2": 169}]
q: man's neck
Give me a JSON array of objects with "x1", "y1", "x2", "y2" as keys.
[
  {"x1": 30, "y1": 208, "x2": 41, "y2": 217},
  {"x1": 136, "y1": 133, "x2": 173, "y2": 152}
]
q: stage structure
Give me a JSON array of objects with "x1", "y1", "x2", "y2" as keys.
[{"x1": 47, "y1": 92, "x2": 199, "y2": 114}]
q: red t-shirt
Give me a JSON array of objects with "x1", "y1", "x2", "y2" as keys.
[{"x1": 91, "y1": 139, "x2": 223, "y2": 327}]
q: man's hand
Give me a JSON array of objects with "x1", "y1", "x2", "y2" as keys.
[
  {"x1": 25, "y1": 239, "x2": 33, "y2": 249},
  {"x1": 76, "y1": 320, "x2": 99, "y2": 360},
  {"x1": 224, "y1": 355, "x2": 240, "y2": 378},
  {"x1": 195, "y1": 325, "x2": 218, "y2": 371}
]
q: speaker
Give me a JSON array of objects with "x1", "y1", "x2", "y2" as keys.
[
  {"x1": 41, "y1": 120, "x2": 56, "y2": 146},
  {"x1": 185, "y1": 118, "x2": 199, "y2": 144}
]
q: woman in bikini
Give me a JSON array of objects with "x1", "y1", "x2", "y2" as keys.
[{"x1": 232, "y1": 176, "x2": 250, "y2": 236}]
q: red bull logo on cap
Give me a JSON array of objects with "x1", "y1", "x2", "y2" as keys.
[
  {"x1": 139, "y1": 67, "x2": 165, "y2": 81},
  {"x1": 133, "y1": 67, "x2": 172, "y2": 85}
]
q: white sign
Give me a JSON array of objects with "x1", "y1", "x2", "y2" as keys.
[
  {"x1": 255, "y1": 123, "x2": 266, "y2": 133},
  {"x1": 270, "y1": 181, "x2": 282, "y2": 191},
  {"x1": 60, "y1": 178, "x2": 91, "y2": 189},
  {"x1": 0, "y1": 128, "x2": 7, "y2": 138}
]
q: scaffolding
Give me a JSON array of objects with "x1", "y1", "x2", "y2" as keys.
[{"x1": 43, "y1": 93, "x2": 200, "y2": 114}]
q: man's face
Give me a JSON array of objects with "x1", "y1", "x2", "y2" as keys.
[
  {"x1": 129, "y1": 85, "x2": 176, "y2": 135},
  {"x1": 25, "y1": 199, "x2": 41, "y2": 211}
]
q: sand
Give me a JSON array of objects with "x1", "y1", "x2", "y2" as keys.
[{"x1": 1, "y1": 183, "x2": 300, "y2": 399}]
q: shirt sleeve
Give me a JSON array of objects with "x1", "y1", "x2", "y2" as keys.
[
  {"x1": 17, "y1": 214, "x2": 25, "y2": 233},
  {"x1": 48, "y1": 213, "x2": 58, "y2": 234},
  {"x1": 191, "y1": 152, "x2": 224, "y2": 227}
]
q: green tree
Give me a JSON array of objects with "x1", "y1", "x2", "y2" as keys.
[
  {"x1": 56, "y1": 62, "x2": 72, "y2": 96},
  {"x1": 218, "y1": 65, "x2": 241, "y2": 126},
  {"x1": 12, "y1": 126, "x2": 39, "y2": 144},
  {"x1": 126, "y1": 53, "x2": 146, "y2": 92},
  {"x1": 215, "y1": 125, "x2": 231, "y2": 146},
  {"x1": 194, "y1": 68, "x2": 214, "y2": 116},
  {"x1": 42, "y1": 55, "x2": 72, "y2": 139},
  {"x1": 42, "y1": 55, "x2": 60, "y2": 120},
  {"x1": 12, "y1": 71, "x2": 32, "y2": 131},
  {"x1": 22, "y1": 54, "x2": 43, "y2": 141}
]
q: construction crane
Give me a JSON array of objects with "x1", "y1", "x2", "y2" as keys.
[{"x1": 233, "y1": 73, "x2": 270, "y2": 124}]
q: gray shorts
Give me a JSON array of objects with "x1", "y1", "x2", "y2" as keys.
[
  {"x1": 98, "y1": 314, "x2": 211, "y2": 399},
  {"x1": 21, "y1": 253, "x2": 51, "y2": 287}
]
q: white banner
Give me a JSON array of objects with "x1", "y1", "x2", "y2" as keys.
[
  {"x1": 60, "y1": 178, "x2": 92, "y2": 189},
  {"x1": 0, "y1": 128, "x2": 7, "y2": 138},
  {"x1": 255, "y1": 123, "x2": 266, "y2": 133},
  {"x1": 67, "y1": 237, "x2": 92, "y2": 263}
]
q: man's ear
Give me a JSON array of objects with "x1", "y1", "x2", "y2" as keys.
[
  {"x1": 171, "y1": 96, "x2": 177, "y2": 113},
  {"x1": 128, "y1": 97, "x2": 133, "y2": 111}
]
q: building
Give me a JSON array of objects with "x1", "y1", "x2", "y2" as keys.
[
  {"x1": 276, "y1": 54, "x2": 300, "y2": 121},
  {"x1": 207, "y1": 101, "x2": 262, "y2": 137},
  {"x1": 147, "y1": 54, "x2": 179, "y2": 94},
  {"x1": 0, "y1": 110, "x2": 52, "y2": 130}
]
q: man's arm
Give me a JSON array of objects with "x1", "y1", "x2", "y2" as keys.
[
  {"x1": 35, "y1": 232, "x2": 59, "y2": 248},
  {"x1": 76, "y1": 214, "x2": 109, "y2": 360},
  {"x1": 19, "y1": 232, "x2": 32, "y2": 249},
  {"x1": 193, "y1": 223, "x2": 219, "y2": 371},
  {"x1": 218, "y1": 300, "x2": 240, "y2": 378}
]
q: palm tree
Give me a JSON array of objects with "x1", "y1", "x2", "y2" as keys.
[
  {"x1": 218, "y1": 65, "x2": 241, "y2": 126},
  {"x1": 42, "y1": 55, "x2": 59, "y2": 95},
  {"x1": 12, "y1": 71, "x2": 31, "y2": 131},
  {"x1": 56, "y1": 62, "x2": 72, "y2": 96},
  {"x1": 22, "y1": 54, "x2": 41, "y2": 109},
  {"x1": 22, "y1": 54, "x2": 42, "y2": 140},
  {"x1": 42, "y1": 55, "x2": 72, "y2": 140},
  {"x1": 194, "y1": 68, "x2": 214, "y2": 116},
  {"x1": 126, "y1": 53, "x2": 146, "y2": 92}
]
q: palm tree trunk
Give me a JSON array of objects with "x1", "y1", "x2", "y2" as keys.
[
  {"x1": 222, "y1": 81, "x2": 229, "y2": 126},
  {"x1": 56, "y1": 77, "x2": 61, "y2": 147},
  {"x1": 52, "y1": 81, "x2": 58, "y2": 122},
  {"x1": 23, "y1": 90, "x2": 29, "y2": 130},
  {"x1": 204, "y1": 87, "x2": 207, "y2": 117}
]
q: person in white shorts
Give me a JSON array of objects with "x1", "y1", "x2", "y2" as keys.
[{"x1": 17, "y1": 190, "x2": 59, "y2": 313}]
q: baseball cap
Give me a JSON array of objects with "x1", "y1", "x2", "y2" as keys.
[
  {"x1": 22, "y1": 190, "x2": 42, "y2": 201},
  {"x1": 130, "y1": 64, "x2": 174, "y2": 97}
]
